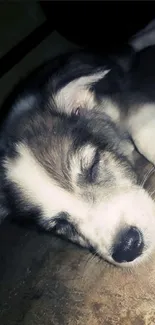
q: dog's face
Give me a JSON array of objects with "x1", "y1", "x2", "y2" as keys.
[{"x1": 3, "y1": 54, "x2": 155, "y2": 267}]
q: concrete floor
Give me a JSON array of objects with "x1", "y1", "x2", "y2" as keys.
[{"x1": 0, "y1": 220, "x2": 88, "y2": 325}]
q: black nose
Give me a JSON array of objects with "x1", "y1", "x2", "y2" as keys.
[{"x1": 112, "y1": 226, "x2": 144, "y2": 263}]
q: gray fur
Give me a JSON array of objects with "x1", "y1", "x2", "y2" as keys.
[{"x1": 1, "y1": 22, "x2": 155, "y2": 266}]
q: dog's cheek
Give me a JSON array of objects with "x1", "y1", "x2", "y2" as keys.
[
  {"x1": 50, "y1": 213, "x2": 91, "y2": 249},
  {"x1": 53, "y1": 215, "x2": 77, "y2": 237}
]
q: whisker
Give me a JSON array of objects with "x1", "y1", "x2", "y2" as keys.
[
  {"x1": 82, "y1": 250, "x2": 99, "y2": 279},
  {"x1": 140, "y1": 166, "x2": 155, "y2": 187},
  {"x1": 147, "y1": 185, "x2": 153, "y2": 194},
  {"x1": 148, "y1": 188, "x2": 155, "y2": 200}
]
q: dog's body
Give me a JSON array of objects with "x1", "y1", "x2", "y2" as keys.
[{"x1": 1, "y1": 24, "x2": 155, "y2": 267}]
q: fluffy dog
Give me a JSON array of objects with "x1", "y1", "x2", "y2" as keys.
[{"x1": 1, "y1": 21, "x2": 155, "y2": 267}]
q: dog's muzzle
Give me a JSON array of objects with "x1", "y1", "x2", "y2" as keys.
[{"x1": 112, "y1": 226, "x2": 144, "y2": 263}]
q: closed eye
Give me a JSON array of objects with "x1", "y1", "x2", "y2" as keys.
[
  {"x1": 71, "y1": 107, "x2": 81, "y2": 117},
  {"x1": 87, "y1": 149, "x2": 100, "y2": 183}
]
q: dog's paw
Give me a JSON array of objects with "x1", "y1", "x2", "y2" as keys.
[
  {"x1": 132, "y1": 123, "x2": 155, "y2": 166},
  {"x1": 129, "y1": 19, "x2": 155, "y2": 51},
  {"x1": 127, "y1": 104, "x2": 155, "y2": 165}
]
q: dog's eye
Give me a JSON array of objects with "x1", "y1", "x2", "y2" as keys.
[{"x1": 87, "y1": 150, "x2": 100, "y2": 183}]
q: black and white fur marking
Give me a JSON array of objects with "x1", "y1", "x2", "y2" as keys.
[{"x1": 1, "y1": 21, "x2": 155, "y2": 267}]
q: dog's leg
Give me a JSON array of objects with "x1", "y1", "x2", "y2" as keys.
[
  {"x1": 130, "y1": 19, "x2": 155, "y2": 51},
  {"x1": 126, "y1": 22, "x2": 155, "y2": 165},
  {"x1": 127, "y1": 104, "x2": 155, "y2": 165}
]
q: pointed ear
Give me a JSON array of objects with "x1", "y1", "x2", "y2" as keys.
[{"x1": 53, "y1": 70, "x2": 110, "y2": 115}]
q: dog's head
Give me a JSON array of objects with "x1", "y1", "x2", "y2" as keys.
[{"x1": 3, "y1": 51, "x2": 155, "y2": 267}]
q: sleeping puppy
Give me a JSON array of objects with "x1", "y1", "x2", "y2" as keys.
[{"x1": 0, "y1": 21, "x2": 155, "y2": 268}]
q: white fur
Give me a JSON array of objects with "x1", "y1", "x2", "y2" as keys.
[
  {"x1": 70, "y1": 144, "x2": 96, "y2": 189},
  {"x1": 5, "y1": 143, "x2": 155, "y2": 266},
  {"x1": 127, "y1": 104, "x2": 155, "y2": 164},
  {"x1": 54, "y1": 70, "x2": 110, "y2": 114},
  {"x1": 101, "y1": 99, "x2": 121, "y2": 123},
  {"x1": 130, "y1": 19, "x2": 155, "y2": 51},
  {"x1": 54, "y1": 70, "x2": 121, "y2": 126}
]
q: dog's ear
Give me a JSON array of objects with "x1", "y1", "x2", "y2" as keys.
[{"x1": 52, "y1": 70, "x2": 110, "y2": 116}]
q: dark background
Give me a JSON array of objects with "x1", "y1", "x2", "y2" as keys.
[{"x1": 41, "y1": 1, "x2": 155, "y2": 52}]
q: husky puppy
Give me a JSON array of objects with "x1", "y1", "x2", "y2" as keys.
[{"x1": 1, "y1": 21, "x2": 155, "y2": 267}]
